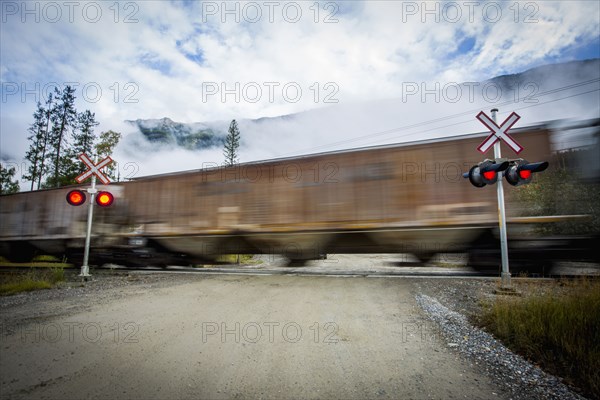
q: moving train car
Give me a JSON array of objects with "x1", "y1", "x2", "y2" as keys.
[{"x1": 0, "y1": 121, "x2": 588, "y2": 268}]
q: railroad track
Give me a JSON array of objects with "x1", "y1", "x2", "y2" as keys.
[
  {"x1": 0, "y1": 264, "x2": 491, "y2": 278},
  {"x1": 97, "y1": 265, "x2": 494, "y2": 278},
  {"x1": 1, "y1": 262, "x2": 598, "y2": 279},
  {"x1": 97, "y1": 265, "x2": 600, "y2": 279}
]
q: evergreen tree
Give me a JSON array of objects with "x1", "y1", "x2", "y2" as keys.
[
  {"x1": 21, "y1": 86, "x2": 120, "y2": 189},
  {"x1": 74, "y1": 110, "x2": 98, "y2": 155},
  {"x1": 48, "y1": 86, "x2": 77, "y2": 187},
  {"x1": 223, "y1": 119, "x2": 241, "y2": 166},
  {"x1": 66, "y1": 110, "x2": 100, "y2": 179},
  {"x1": 23, "y1": 102, "x2": 47, "y2": 190},
  {"x1": 95, "y1": 130, "x2": 122, "y2": 181},
  {"x1": 37, "y1": 92, "x2": 54, "y2": 189},
  {"x1": 0, "y1": 164, "x2": 19, "y2": 195}
]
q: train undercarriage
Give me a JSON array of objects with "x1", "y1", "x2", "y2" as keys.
[{"x1": 2, "y1": 226, "x2": 598, "y2": 272}]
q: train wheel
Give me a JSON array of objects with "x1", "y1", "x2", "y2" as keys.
[
  {"x1": 414, "y1": 253, "x2": 436, "y2": 264},
  {"x1": 285, "y1": 259, "x2": 312, "y2": 267}
]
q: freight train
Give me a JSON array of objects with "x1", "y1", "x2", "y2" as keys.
[{"x1": 1, "y1": 119, "x2": 598, "y2": 270}]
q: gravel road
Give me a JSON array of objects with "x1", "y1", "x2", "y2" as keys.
[{"x1": 0, "y1": 264, "x2": 587, "y2": 400}]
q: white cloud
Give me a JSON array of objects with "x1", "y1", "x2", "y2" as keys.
[{"x1": 1, "y1": 0, "x2": 599, "y2": 187}]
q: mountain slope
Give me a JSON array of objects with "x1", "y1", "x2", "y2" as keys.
[
  {"x1": 125, "y1": 117, "x2": 225, "y2": 150},
  {"x1": 116, "y1": 59, "x2": 599, "y2": 178}
]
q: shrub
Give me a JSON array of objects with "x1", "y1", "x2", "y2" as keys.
[{"x1": 480, "y1": 279, "x2": 600, "y2": 398}]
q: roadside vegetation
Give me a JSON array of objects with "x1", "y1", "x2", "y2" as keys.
[
  {"x1": 478, "y1": 278, "x2": 600, "y2": 399},
  {"x1": 0, "y1": 255, "x2": 72, "y2": 268},
  {"x1": 0, "y1": 255, "x2": 68, "y2": 295},
  {"x1": 0, "y1": 266, "x2": 66, "y2": 296},
  {"x1": 512, "y1": 150, "x2": 600, "y2": 236},
  {"x1": 214, "y1": 254, "x2": 257, "y2": 265}
]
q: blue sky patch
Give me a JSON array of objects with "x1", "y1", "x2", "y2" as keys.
[{"x1": 139, "y1": 54, "x2": 172, "y2": 75}]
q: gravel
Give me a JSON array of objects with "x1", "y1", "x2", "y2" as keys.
[
  {"x1": 415, "y1": 291, "x2": 586, "y2": 400},
  {"x1": 0, "y1": 271, "x2": 194, "y2": 334},
  {"x1": 1, "y1": 265, "x2": 592, "y2": 400}
]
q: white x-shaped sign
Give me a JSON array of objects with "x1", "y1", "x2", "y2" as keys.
[
  {"x1": 75, "y1": 153, "x2": 113, "y2": 184},
  {"x1": 476, "y1": 111, "x2": 523, "y2": 154}
]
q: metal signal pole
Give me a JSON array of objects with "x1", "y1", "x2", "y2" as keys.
[
  {"x1": 80, "y1": 165, "x2": 97, "y2": 278},
  {"x1": 491, "y1": 108, "x2": 511, "y2": 289}
]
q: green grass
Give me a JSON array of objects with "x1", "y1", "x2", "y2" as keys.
[
  {"x1": 0, "y1": 262, "x2": 72, "y2": 268},
  {"x1": 0, "y1": 267, "x2": 66, "y2": 296},
  {"x1": 433, "y1": 262, "x2": 465, "y2": 269},
  {"x1": 31, "y1": 254, "x2": 61, "y2": 262},
  {"x1": 0, "y1": 280, "x2": 52, "y2": 295},
  {"x1": 0, "y1": 254, "x2": 71, "y2": 268},
  {"x1": 215, "y1": 254, "x2": 256, "y2": 264},
  {"x1": 479, "y1": 279, "x2": 600, "y2": 398},
  {"x1": 49, "y1": 266, "x2": 65, "y2": 283},
  {"x1": 192, "y1": 254, "x2": 259, "y2": 268}
]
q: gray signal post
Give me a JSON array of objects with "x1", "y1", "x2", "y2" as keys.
[
  {"x1": 80, "y1": 171, "x2": 97, "y2": 278},
  {"x1": 491, "y1": 109, "x2": 511, "y2": 290},
  {"x1": 75, "y1": 154, "x2": 113, "y2": 278}
]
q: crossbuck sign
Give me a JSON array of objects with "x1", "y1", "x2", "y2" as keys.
[
  {"x1": 476, "y1": 111, "x2": 523, "y2": 154},
  {"x1": 75, "y1": 154, "x2": 113, "y2": 184}
]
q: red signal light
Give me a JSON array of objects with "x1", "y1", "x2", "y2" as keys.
[
  {"x1": 506, "y1": 160, "x2": 549, "y2": 186},
  {"x1": 96, "y1": 191, "x2": 114, "y2": 207},
  {"x1": 482, "y1": 171, "x2": 496, "y2": 180},
  {"x1": 66, "y1": 190, "x2": 86, "y2": 206},
  {"x1": 519, "y1": 170, "x2": 532, "y2": 179},
  {"x1": 463, "y1": 160, "x2": 508, "y2": 187}
]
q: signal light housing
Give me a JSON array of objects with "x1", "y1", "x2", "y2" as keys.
[
  {"x1": 505, "y1": 160, "x2": 549, "y2": 186},
  {"x1": 96, "y1": 191, "x2": 114, "y2": 207},
  {"x1": 66, "y1": 190, "x2": 86, "y2": 206},
  {"x1": 463, "y1": 160, "x2": 509, "y2": 187}
]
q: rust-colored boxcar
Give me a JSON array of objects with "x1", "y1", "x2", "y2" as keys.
[
  {"x1": 0, "y1": 125, "x2": 552, "y2": 263},
  {"x1": 122, "y1": 125, "x2": 551, "y2": 262}
]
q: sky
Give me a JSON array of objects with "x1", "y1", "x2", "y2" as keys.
[{"x1": 1, "y1": 0, "x2": 599, "y2": 185}]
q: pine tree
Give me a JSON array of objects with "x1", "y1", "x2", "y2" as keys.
[
  {"x1": 95, "y1": 130, "x2": 122, "y2": 181},
  {"x1": 74, "y1": 110, "x2": 98, "y2": 155},
  {"x1": 0, "y1": 164, "x2": 19, "y2": 195},
  {"x1": 67, "y1": 110, "x2": 100, "y2": 179},
  {"x1": 37, "y1": 92, "x2": 54, "y2": 189},
  {"x1": 223, "y1": 119, "x2": 241, "y2": 166},
  {"x1": 48, "y1": 86, "x2": 77, "y2": 187},
  {"x1": 23, "y1": 102, "x2": 47, "y2": 190}
]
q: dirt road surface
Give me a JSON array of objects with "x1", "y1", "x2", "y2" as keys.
[{"x1": 1, "y1": 274, "x2": 509, "y2": 399}]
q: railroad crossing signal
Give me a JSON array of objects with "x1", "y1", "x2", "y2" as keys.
[
  {"x1": 68, "y1": 189, "x2": 115, "y2": 207},
  {"x1": 477, "y1": 111, "x2": 523, "y2": 154},
  {"x1": 96, "y1": 191, "x2": 114, "y2": 207},
  {"x1": 464, "y1": 159, "x2": 548, "y2": 188},
  {"x1": 505, "y1": 160, "x2": 549, "y2": 186},
  {"x1": 69, "y1": 153, "x2": 115, "y2": 278},
  {"x1": 464, "y1": 109, "x2": 551, "y2": 292},
  {"x1": 68, "y1": 153, "x2": 114, "y2": 207},
  {"x1": 463, "y1": 160, "x2": 509, "y2": 187},
  {"x1": 66, "y1": 189, "x2": 87, "y2": 206}
]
